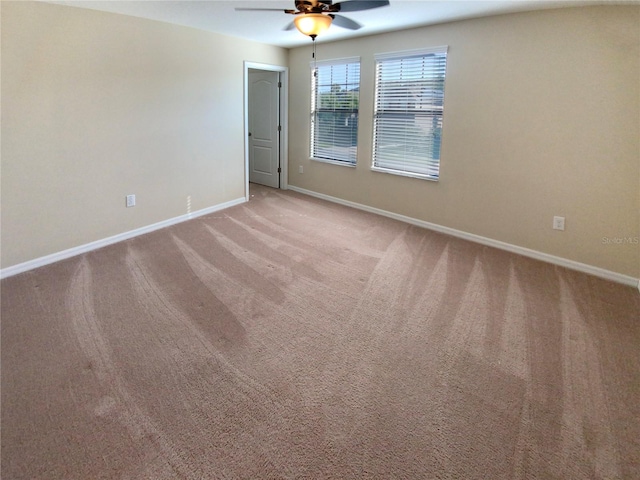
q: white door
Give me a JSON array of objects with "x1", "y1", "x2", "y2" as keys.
[{"x1": 248, "y1": 70, "x2": 280, "y2": 188}]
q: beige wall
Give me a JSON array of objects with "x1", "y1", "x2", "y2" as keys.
[
  {"x1": 1, "y1": 1, "x2": 287, "y2": 269},
  {"x1": 288, "y1": 6, "x2": 640, "y2": 279}
]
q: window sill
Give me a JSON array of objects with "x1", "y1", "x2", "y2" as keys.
[
  {"x1": 311, "y1": 158, "x2": 356, "y2": 168},
  {"x1": 371, "y1": 166, "x2": 439, "y2": 182}
]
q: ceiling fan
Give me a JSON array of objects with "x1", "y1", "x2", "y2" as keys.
[{"x1": 236, "y1": 0, "x2": 390, "y2": 40}]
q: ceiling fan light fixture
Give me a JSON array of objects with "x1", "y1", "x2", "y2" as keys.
[{"x1": 294, "y1": 13, "x2": 332, "y2": 38}]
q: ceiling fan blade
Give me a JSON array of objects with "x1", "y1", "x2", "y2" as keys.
[
  {"x1": 331, "y1": 14, "x2": 362, "y2": 30},
  {"x1": 283, "y1": 21, "x2": 296, "y2": 31},
  {"x1": 235, "y1": 8, "x2": 296, "y2": 13},
  {"x1": 333, "y1": 0, "x2": 389, "y2": 12}
]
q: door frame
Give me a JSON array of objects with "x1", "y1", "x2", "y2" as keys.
[{"x1": 244, "y1": 62, "x2": 289, "y2": 200}]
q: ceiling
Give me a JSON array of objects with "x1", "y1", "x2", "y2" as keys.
[{"x1": 48, "y1": 0, "x2": 618, "y2": 48}]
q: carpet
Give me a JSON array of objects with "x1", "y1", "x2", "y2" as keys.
[{"x1": 2, "y1": 184, "x2": 639, "y2": 479}]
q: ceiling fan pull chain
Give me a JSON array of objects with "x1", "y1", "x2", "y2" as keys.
[{"x1": 312, "y1": 35, "x2": 317, "y2": 74}]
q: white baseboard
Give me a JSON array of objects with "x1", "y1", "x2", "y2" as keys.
[
  {"x1": 288, "y1": 185, "x2": 640, "y2": 290},
  {"x1": 0, "y1": 197, "x2": 246, "y2": 280}
]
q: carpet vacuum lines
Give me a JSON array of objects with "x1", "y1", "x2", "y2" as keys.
[
  {"x1": 2, "y1": 183, "x2": 639, "y2": 479},
  {"x1": 67, "y1": 258, "x2": 197, "y2": 478}
]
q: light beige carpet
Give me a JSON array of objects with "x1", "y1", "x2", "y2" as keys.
[{"x1": 2, "y1": 184, "x2": 639, "y2": 479}]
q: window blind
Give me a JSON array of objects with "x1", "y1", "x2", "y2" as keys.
[
  {"x1": 373, "y1": 46, "x2": 448, "y2": 180},
  {"x1": 311, "y1": 58, "x2": 360, "y2": 165}
]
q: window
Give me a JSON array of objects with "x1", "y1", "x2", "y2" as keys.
[
  {"x1": 373, "y1": 47, "x2": 448, "y2": 180},
  {"x1": 311, "y1": 58, "x2": 360, "y2": 166}
]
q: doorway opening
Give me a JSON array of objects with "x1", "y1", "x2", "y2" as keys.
[{"x1": 243, "y1": 62, "x2": 288, "y2": 200}]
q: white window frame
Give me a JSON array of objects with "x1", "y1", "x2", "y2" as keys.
[
  {"x1": 310, "y1": 57, "x2": 361, "y2": 167},
  {"x1": 372, "y1": 46, "x2": 448, "y2": 181}
]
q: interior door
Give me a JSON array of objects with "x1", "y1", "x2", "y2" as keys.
[{"x1": 248, "y1": 70, "x2": 280, "y2": 188}]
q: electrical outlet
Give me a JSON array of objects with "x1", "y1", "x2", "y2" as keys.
[
  {"x1": 299, "y1": 165, "x2": 304, "y2": 174},
  {"x1": 126, "y1": 194, "x2": 136, "y2": 208},
  {"x1": 553, "y1": 216, "x2": 565, "y2": 231}
]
